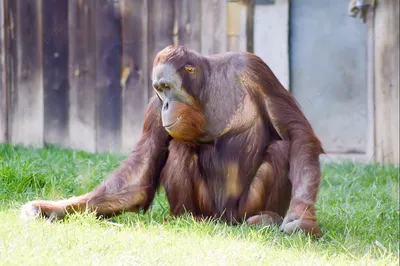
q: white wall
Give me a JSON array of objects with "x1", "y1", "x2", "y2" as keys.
[{"x1": 253, "y1": 0, "x2": 289, "y2": 89}]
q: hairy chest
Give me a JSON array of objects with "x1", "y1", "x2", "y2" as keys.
[{"x1": 196, "y1": 122, "x2": 269, "y2": 212}]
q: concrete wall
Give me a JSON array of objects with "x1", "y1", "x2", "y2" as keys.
[{"x1": 253, "y1": 0, "x2": 289, "y2": 89}]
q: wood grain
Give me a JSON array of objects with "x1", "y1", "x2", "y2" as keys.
[
  {"x1": 94, "y1": 0, "x2": 122, "y2": 153},
  {"x1": 201, "y1": 0, "x2": 227, "y2": 55},
  {"x1": 8, "y1": 0, "x2": 43, "y2": 147},
  {"x1": 43, "y1": 0, "x2": 69, "y2": 147},
  {"x1": 374, "y1": 0, "x2": 399, "y2": 165},
  {"x1": 68, "y1": 0, "x2": 97, "y2": 152},
  {"x1": 120, "y1": 0, "x2": 148, "y2": 153},
  {"x1": 0, "y1": 0, "x2": 7, "y2": 143},
  {"x1": 174, "y1": 0, "x2": 201, "y2": 52}
]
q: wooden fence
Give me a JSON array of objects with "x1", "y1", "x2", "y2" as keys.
[{"x1": 0, "y1": 0, "x2": 249, "y2": 154}]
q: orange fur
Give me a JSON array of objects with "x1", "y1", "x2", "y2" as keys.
[{"x1": 166, "y1": 101, "x2": 206, "y2": 143}]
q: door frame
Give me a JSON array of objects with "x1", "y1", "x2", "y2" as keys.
[{"x1": 253, "y1": 0, "x2": 376, "y2": 164}]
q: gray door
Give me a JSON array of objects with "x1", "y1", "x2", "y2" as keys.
[{"x1": 290, "y1": 1, "x2": 368, "y2": 154}]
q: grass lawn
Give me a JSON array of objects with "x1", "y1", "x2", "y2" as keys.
[{"x1": 0, "y1": 143, "x2": 398, "y2": 265}]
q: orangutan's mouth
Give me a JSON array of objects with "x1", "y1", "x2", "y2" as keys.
[{"x1": 164, "y1": 116, "x2": 181, "y2": 130}]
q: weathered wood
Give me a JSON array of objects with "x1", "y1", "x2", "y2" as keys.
[
  {"x1": 174, "y1": 0, "x2": 201, "y2": 52},
  {"x1": 0, "y1": 0, "x2": 7, "y2": 143},
  {"x1": 201, "y1": 0, "x2": 227, "y2": 55},
  {"x1": 4, "y1": 0, "x2": 15, "y2": 146},
  {"x1": 2, "y1": 0, "x2": 237, "y2": 153},
  {"x1": 227, "y1": 1, "x2": 241, "y2": 52},
  {"x1": 366, "y1": 10, "x2": 375, "y2": 160},
  {"x1": 374, "y1": 0, "x2": 399, "y2": 165},
  {"x1": 68, "y1": 0, "x2": 97, "y2": 153},
  {"x1": 245, "y1": 0, "x2": 255, "y2": 53},
  {"x1": 148, "y1": 0, "x2": 175, "y2": 99},
  {"x1": 8, "y1": 0, "x2": 43, "y2": 147},
  {"x1": 120, "y1": 0, "x2": 148, "y2": 154},
  {"x1": 94, "y1": 0, "x2": 122, "y2": 153},
  {"x1": 227, "y1": 1, "x2": 248, "y2": 52},
  {"x1": 238, "y1": 3, "x2": 248, "y2": 52},
  {"x1": 43, "y1": 0, "x2": 69, "y2": 147}
]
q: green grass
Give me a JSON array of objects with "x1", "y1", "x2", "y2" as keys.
[{"x1": 0, "y1": 143, "x2": 398, "y2": 265}]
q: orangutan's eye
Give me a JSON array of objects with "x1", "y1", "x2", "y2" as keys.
[{"x1": 185, "y1": 65, "x2": 196, "y2": 75}]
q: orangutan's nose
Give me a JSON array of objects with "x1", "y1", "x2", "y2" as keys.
[{"x1": 153, "y1": 79, "x2": 171, "y2": 91}]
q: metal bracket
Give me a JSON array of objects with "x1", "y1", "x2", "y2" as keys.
[{"x1": 255, "y1": 0, "x2": 275, "y2": 5}]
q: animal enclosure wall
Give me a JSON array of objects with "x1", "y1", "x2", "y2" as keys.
[
  {"x1": 0, "y1": 0, "x2": 248, "y2": 154},
  {"x1": 253, "y1": 1, "x2": 399, "y2": 165},
  {"x1": 1, "y1": 1, "x2": 397, "y2": 165}
]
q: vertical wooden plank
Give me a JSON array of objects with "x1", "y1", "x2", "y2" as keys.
[
  {"x1": 374, "y1": 0, "x2": 399, "y2": 165},
  {"x1": 120, "y1": 0, "x2": 148, "y2": 154},
  {"x1": 4, "y1": 0, "x2": 15, "y2": 146},
  {"x1": 366, "y1": 10, "x2": 375, "y2": 161},
  {"x1": 227, "y1": 1, "x2": 241, "y2": 52},
  {"x1": 68, "y1": 0, "x2": 97, "y2": 153},
  {"x1": 246, "y1": 0, "x2": 255, "y2": 53},
  {"x1": 174, "y1": 0, "x2": 201, "y2": 52},
  {"x1": 95, "y1": 0, "x2": 122, "y2": 153},
  {"x1": 148, "y1": 0, "x2": 174, "y2": 98},
  {"x1": 238, "y1": 3, "x2": 248, "y2": 52},
  {"x1": 9, "y1": 0, "x2": 43, "y2": 147},
  {"x1": 42, "y1": 0, "x2": 69, "y2": 147},
  {"x1": 0, "y1": 0, "x2": 7, "y2": 143},
  {"x1": 201, "y1": 0, "x2": 227, "y2": 55}
]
